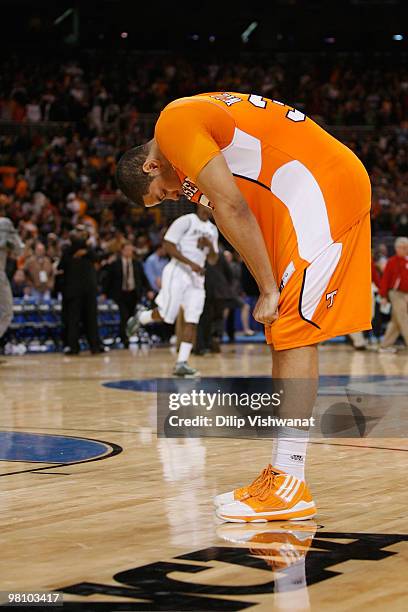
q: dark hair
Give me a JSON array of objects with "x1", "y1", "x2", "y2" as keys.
[{"x1": 115, "y1": 144, "x2": 153, "y2": 206}]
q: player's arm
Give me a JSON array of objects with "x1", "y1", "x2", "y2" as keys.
[
  {"x1": 196, "y1": 154, "x2": 279, "y2": 324},
  {"x1": 198, "y1": 236, "x2": 218, "y2": 265},
  {"x1": 163, "y1": 240, "x2": 204, "y2": 274}
]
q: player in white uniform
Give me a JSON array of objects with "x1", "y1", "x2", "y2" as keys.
[{"x1": 127, "y1": 205, "x2": 218, "y2": 376}]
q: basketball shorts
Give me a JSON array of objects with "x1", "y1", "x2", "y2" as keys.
[
  {"x1": 265, "y1": 211, "x2": 372, "y2": 350},
  {"x1": 155, "y1": 260, "x2": 205, "y2": 325}
]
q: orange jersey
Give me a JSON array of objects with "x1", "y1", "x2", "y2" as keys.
[
  {"x1": 155, "y1": 92, "x2": 370, "y2": 275},
  {"x1": 155, "y1": 92, "x2": 372, "y2": 349}
]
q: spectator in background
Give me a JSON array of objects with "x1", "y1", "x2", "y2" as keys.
[
  {"x1": 143, "y1": 244, "x2": 168, "y2": 293},
  {"x1": 378, "y1": 236, "x2": 408, "y2": 352},
  {"x1": 241, "y1": 261, "x2": 260, "y2": 304},
  {"x1": 102, "y1": 242, "x2": 153, "y2": 347},
  {"x1": 58, "y1": 226, "x2": 102, "y2": 355},
  {"x1": 197, "y1": 249, "x2": 232, "y2": 354},
  {"x1": 134, "y1": 234, "x2": 150, "y2": 260},
  {"x1": 395, "y1": 203, "x2": 408, "y2": 237},
  {"x1": 224, "y1": 250, "x2": 255, "y2": 341},
  {"x1": 375, "y1": 243, "x2": 389, "y2": 273},
  {"x1": 24, "y1": 241, "x2": 55, "y2": 301},
  {"x1": 46, "y1": 233, "x2": 62, "y2": 262},
  {"x1": 371, "y1": 255, "x2": 384, "y2": 343},
  {"x1": 11, "y1": 269, "x2": 29, "y2": 298}
]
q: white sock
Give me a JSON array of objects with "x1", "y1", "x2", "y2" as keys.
[
  {"x1": 177, "y1": 341, "x2": 193, "y2": 363},
  {"x1": 272, "y1": 426, "x2": 309, "y2": 480},
  {"x1": 139, "y1": 310, "x2": 154, "y2": 325}
]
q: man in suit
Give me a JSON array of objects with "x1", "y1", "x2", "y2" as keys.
[
  {"x1": 103, "y1": 242, "x2": 153, "y2": 347},
  {"x1": 58, "y1": 226, "x2": 101, "y2": 355}
]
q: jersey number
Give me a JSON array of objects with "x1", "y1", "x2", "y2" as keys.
[
  {"x1": 248, "y1": 94, "x2": 267, "y2": 108},
  {"x1": 248, "y1": 94, "x2": 305, "y2": 122}
]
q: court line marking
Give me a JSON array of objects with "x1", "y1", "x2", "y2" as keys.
[
  {"x1": 0, "y1": 427, "x2": 405, "y2": 452},
  {"x1": 0, "y1": 425, "x2": 142, "y2": 435},
  {"x1": 310, "y1": 441, "x2": 408, "y2": 452}
]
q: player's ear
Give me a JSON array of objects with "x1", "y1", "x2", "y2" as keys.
[{"x1": 142, "y1": 158, "x2": 162, "y2": 176}]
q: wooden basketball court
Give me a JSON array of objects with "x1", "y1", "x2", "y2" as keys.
[{"x1": 1, "y1": 343, "x2": 407, "y2": 610}]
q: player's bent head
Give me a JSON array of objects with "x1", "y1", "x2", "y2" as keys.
[
  {"x1": 115, "y1": 143, "x2": 153, "y2": 208},
  {"x1": 116, "y1": 142, "x2": 182, "y2": 207}
]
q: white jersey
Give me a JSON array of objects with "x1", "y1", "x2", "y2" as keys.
[{"x1": 164, "y1": 213, "x2": 219, "y2": 268}]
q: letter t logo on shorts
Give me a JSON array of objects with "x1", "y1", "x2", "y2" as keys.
[{"x1": 326, "y1": 290, "x2": 338, "y2": 308}]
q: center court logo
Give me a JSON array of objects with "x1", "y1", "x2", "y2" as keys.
[{"x1": 59, "y1": 531, "x2": 408, "y2": 610}]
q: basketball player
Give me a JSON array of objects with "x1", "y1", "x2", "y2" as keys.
[
  {"x1": 116, "y1": 92, "x2": 372, "y2": 521},
  {"x1": 126, "y1": 205, "x2": 218, "y2": 376},
  {"x1": 0, "y1": 205, "x2": 24, "y2": 356}
]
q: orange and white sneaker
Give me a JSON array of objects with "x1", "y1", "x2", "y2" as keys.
[
  {"x1": 216, "y1": 471, "x2": 316, "y2": 522},
  {"x1": 214, "y1": 464, "x2": 281, "y2": 507},
  {"x1": 216, "y1": 522, "x2": 317, "y2": 570}
]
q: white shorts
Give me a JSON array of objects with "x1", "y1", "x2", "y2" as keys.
[{"x1": 155, "y1": 260, "x2": 206, "y2": 325}]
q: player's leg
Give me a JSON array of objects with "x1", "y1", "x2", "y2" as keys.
[
  {"x1": 379, "y1": 316, "x2": 400, "y2": 351},
  {"x1": 388, "y1": 291, "x2": 408, "y2": 346},
  {"x1": 240, "y1": 300, "x2": 255, "y2": 336},
  {"x1": 270, "y1": 345, "x2": 318, "y2": 481},
  {"x1": 126, "y1": 303, "x2": 163, "y2": 337},
  {"x1": 65, "y1": 296, "x2": 81, "y2": 355},
  {"x1": 174, "y1": 321, "x2": 198, "y2": 375},
  {"x1": 0, "y1": 274, "x2": 13, "y2": 363},
  {"x1": 215, "y1": 345, "x2": 317, "y2": 522},
  {"x1": 173, "y1": 285, "x2": 205, "y2": 377},
  {"x1": 380, "y1": 290, "x2": 408, "y2": 349},
  {"x1": 126, "y1": 262, "x2": 178, "y2": 337},
  {"x1": 0, "y1": 272, "x2": 13, "y2": 338},
  {"x1": 215, "y1": 213, "x2": 372, "y2": 522}
]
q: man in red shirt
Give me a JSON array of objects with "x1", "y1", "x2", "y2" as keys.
[{"x1": 379, "y1": 237, "x2": 408, "y2": 352}]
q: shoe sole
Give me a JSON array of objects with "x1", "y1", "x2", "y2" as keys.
[
  {"x1": 213, "y1": 494, "x2": 248, "y2": 507},
  {"x1": 216, "y1": 503, "x2": 316, "y2": 523}
]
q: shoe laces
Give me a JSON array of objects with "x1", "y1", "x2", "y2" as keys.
[
  {"x1": 248, "y1": 464, "x2": 274, "y2": 497},
  {"x1": 250, "y1": 471, "x2": 280, "y2": 501}
]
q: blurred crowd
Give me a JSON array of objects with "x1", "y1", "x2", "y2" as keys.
[
  {"x1": 0, "y1": 51, "x2": 407, "y2": 351},
  {"x1": 1, "y1": 52, "x2": 408, "y2": 124},
  {"x1": 0, "y1": 53, "x2": 407, "y2": 253}
]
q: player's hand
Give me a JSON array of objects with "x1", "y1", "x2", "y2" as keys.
[
  {"x1": 253, "y1": 291, "x2": 279, "y2": 325},
  {"x1": 190, "y1": 262, "x2": 205, "y2": 274},
  {"x1": 73, "y1": 248, "x2": 87, "y2": 258},
  {"x1": 197, "y1": 236, "x2": 212, "y2": 249}
]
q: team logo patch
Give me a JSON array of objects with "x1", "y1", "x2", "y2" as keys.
[
  {"x1": 210, "y1": 92, "x2": 242, "y2": 106},
  {"x1": 326, "y1": 290, "x2": 338, "y2": 308},
  {"x1": 279, "y1": 261, "x2": 295, "y2": 292}
]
